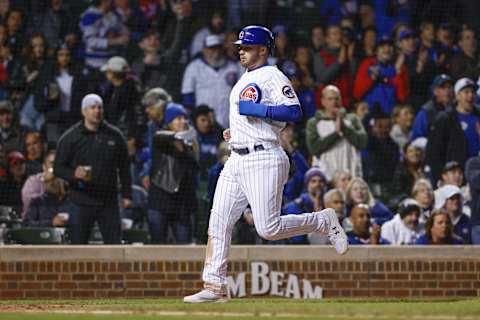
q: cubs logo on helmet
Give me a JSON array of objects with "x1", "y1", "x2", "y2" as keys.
[{"x1": 239, "y1": 83, "x2": 262, "y2": 103}]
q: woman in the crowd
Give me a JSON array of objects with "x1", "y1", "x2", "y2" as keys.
[
  {"x1": 23, "y1": 131, "x2": 45, "y2": 176},
  {"x1": 390, "y1": 104, "x2": 415, "y2": 152},
  {"x1": 415, "y1": 209, "x2": 463, "y2": 244},
  {"x1": 412, "y1": 178, "x2": 435, "y2": 224}
]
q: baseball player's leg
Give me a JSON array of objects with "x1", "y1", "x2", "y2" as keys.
[{"x1": 240, "y1": 148, "x2": 332, "y2": 240}]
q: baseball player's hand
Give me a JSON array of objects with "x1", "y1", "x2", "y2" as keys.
[
  {"x1": 223, "y1": 129, "x2": 231, "y2": 142},
  {"x1": 122, "y1": 198, "x2": 132, "y2": 209}
]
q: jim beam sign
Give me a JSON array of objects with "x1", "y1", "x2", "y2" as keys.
[{"x1": 227, "y1": 262, "x2": 323, "y2": 299}]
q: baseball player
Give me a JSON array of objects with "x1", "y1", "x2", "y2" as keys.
[{"x1": 184, "y1": 26, "x2": 348, "y2": 304}]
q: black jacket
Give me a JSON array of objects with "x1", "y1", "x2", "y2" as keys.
[
  {"x1": 426, "y1": 108, "x2": 473, "y2": 185},
  {"x1": 151, "y1": 130, "x2": 198, "y2": 194},
  {"x1": 22, "y1": 192, "x2": 73, "y2": 227},
  {"x1": 466, "y1": 156, "x2": 480, "y2": 226},
  {"x1": 54, "y1": 121, "x2": 132, "y2": 206}
]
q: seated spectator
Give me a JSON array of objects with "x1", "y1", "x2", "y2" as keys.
[
  {"x1": 412, "y1": 178, "x2": 435, "y2": 224},
  {"x1": 193, "y1": 105, "x2": 222, "y2": 179},
  {"x1": 21, "y1": 150, "x2": 56, "y2": 217},
  {"x1": 282, "y1": 167, "x2": 328, "y2": 244},
  {"x1": 0, "y1": 101, "x2": 23, "y2": 153},
  {"x1": 354, "y1": 35, "x2": 409, "y2": 114},
  {"x1": 22, "y1": 174, "x2": 70, "y2": 228},
  {"x1": 390, "y1": 104, "x2": 414, "y2": 152},
  {"x1": 313, "y1": 24, "x2": 354, "y2": 108},
  {"x1": 281, "y1": 122, "x2": 309, "y2": 203},
  {"x1": 433, "y1": 161, "x2": 468, "y2": 204},
  {"x1": 415, "y1": 209, "x2": 463, "y2": 245},
  {"x1": 139, "y1": 87, "x2": 172, "y2": 190},
  {"x1": 426, "y1": 78, "x2": 479, "y2": 185},
  {"x1": 23, "y1": 131, "x2": 45, "y2": 176},
  {"x1": 466, "y1": 155, "x2": 480, "y2": 244},
  {"x1": 362, "y1": 104, "x2": 399, "y2": 198},
  {"x1": 450, "y1": 27, "x2": 480, "y2": 81},
  {"x1": 381, "y1": 199, "x2": 423, "y2": 245},
  {"x1": 147, "y1": 103, "x2": 198, "y2": 244},
  {"x1": 190, "y1": 9, "x2": 226, "y2": 59},
  {"x1": 434, "y1": 185, "x2": 471, "y2": 243},
  {"x1": 347, "y1": 204, "x2": 389, "y2": 245},
  {"x1": 345, "y1": 177, "x2": 393, "y2": 227},
  {"x1": 79, "y1": 0, "x2": 129, "y2": 69},
  {"x1": 306, "y1": 85, "x2": 367, "y2": 180},
  {"x1": 411, "y1": 74, "x2": 454, "y2": 140},
  {"x1": 391, "y1": 141, "x2": 427, "y2": 200},
  {"x1": 101, "y1": 56, "x2": 142, "y2": 139},
  {"x1": 331, "y1": 170, "x2": 351, "y2": 196},
  {"x1": 0, "y1": 151, "x2": 27, "y2": 213},
  {"x1": 182, "y1": 34, "x2": 240, "y2": 129}
]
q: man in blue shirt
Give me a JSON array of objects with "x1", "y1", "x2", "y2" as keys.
[{"x1": 347, "y1": 204, "x2": 389, "y2": 245}]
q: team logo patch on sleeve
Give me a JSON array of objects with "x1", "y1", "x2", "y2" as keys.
[
  {"x1": 240, "y1": 83, "x2": 262, "y2": 103},
  {"x1": 282, "y1": 85, "x2": 295, "y2": 99}
]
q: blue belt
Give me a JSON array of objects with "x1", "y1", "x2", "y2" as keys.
[{"x1": 232, "y1": 144, "x2": 265, "y2": 155}]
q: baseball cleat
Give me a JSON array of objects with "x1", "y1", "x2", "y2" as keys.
[
  {"x1": 183, "y1": 289, "x2": 228, "y2": 303},
  {"x1": 323, "y1": 208, "x2": 349, "y2": 255}
]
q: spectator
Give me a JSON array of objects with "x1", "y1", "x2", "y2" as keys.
[
  {"x1": 434, "y1": 184, "x2": 471, "y2": 243},
  {"x1": 313, "y1": 24, "x2": 354, "y2": 108},
  {"x1": 22, "y1": 174, "x2": 70, "y2": 228},
  {"x1": 397, "y1": 29, "x2": 437, "y2": 109},
  {"x1": 79, "y1": 0, "x2": 130, "y2": 69},
  {"x1": 293, "y1": 44, "x2": 315, "y2": 97},
  {"x1": 54, "y1": 94, "x2": 132, "y2": 244},
  {"x1": 362, "y1": 104, "x2": 399, "y2": 197},
  {"x1": 352, "y1": 101, "x2": 369, "y2": 123},
  {"x1": 207, "y1": 141, "x2": 230, "y2": 204},
  {"x1": 381, "y1": 199, "x2": 423, "y2": 245},
  {"x1": 0, "y1": 0, "x2": 9, "y2": 25},
  {"x1": 182, "y1": 34, "x2": 239, "y2": 129},
  {"x1": 5, "y1": 8, "x2": 25, "y2": 57},
  {"x1": 412, "y1": 178, "x2": 435, "y2": 224},
  {"x1": 147, "y1": 103, "x2": 198, "y2": 244},
  {"x1": 419, "y1": 21, "x2": 437, "y2": 62},
  {"x1": 391, "y1": 141, "x2": 427, "y2": 200},
  {"x1": 347, "y1": 204, "x2": 390, "y2": 245},
  {"x1": 114, "y1": 0, "x2": 148, "y2": 45},
  {"x1": 281, "y1": 122, "x2": 309, "y2": 203},
  {"x1": 332, "y1": 170, "x2": 352, "y2": 196},
  {"x1": 310, "y1": 24, "x2": 325, "y2": 54},
  {"x1": 435, "y1": 23, "x2": 459, "y2": 72},
  {"x1": 131, "y1": 11, "x2": 187, "y2": 92},
  {"x1": 282, "y1": 167, "x2": 328, "y2": 244},
  {"x1": 450, "y1": 27, "x2": 480, "y2": 81},
  {"x1": 390, "y1": 104, "x2": 414, "y2": 152},
  {"x1": 345, "y1": 177, "x2": 394, "y2": 226},
  {"x1": 354, "y1": 35, "x2": 409, "y2": 114},
  {"x1": 140, "y1": 87, "x2": 172, "y2": 190},
  {"x1": 190, "y1": 9, "x2": 226, "y2": 59},
  {"x1": 465, "y1": 155, "x2": 480, "y2": 244},
  {"x1": 21, "y1": 149, "x2": 55, "y2": 217},
  {"x1": 23, "y1": 131, "x2": 45, "y2": 176},
  {"x1": 101, "y1": 56, "x2": 141, "y2": 139},
  {"x1": 0, "y1": 100, "x2": 24, "y2": 152},
  {"x1": 374, "y1": 0, "x2": 412, "y2": 37},
  {"x1": 426, "y1": 78, "x2": 479, "y2": 185},
  {"x1": 271, "y1": 24, "x2": 291, "y2": 67},
  {"x1": 433, "y1": 161, "x2": 466, "y2": 201},
  {"x1": 319, "y1": 0, "x2": 359, "y2": 26},
  {"x1": 411, "y1": 74, "x2": 454, "y2": 140},
  {"x1": 0, "y1": 151, "x2": 27, "y2": 213},
  {"x1": 415, "y1": 209, "x2": 463, "y2": 244},
  {"x1": 282, "y1": 61, "x2": 316, "y2": 122},
  {"x1": 353, "y1": 26, "x2": 377, "y2": 73},
  {"x1": 359, "y1": 2, "x2": 375, "y2": 29},
  {"x1": 193, "y1": 105, "x2": 222, "y2": 179},
  {"x1": 306, "y1": 85, "x2": 367, "y2": 180}
]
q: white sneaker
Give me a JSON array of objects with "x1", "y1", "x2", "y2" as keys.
[
  {"x1": 183, "y1": 289, "x2": 228, "y2": 303},
  {"x1": 323, "y1": 208, "x2": 348, "y2": 255}
]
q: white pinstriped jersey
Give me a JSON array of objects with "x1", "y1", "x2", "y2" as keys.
[{"x1": 228, "y1": 65, "x2": 300, "y2": 147}]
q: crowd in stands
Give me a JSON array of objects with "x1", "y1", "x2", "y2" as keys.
[{"x1": 1, "y1": 0, "x2": 480, "y2": 246}]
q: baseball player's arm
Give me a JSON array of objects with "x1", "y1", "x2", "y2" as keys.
[{"x1": 238, "y1": 100, "x2": 302, "y2": 122}]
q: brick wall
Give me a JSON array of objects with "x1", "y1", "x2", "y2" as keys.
[{"x1": 0, "y1": 246, "x2": 479, "y2": 299}]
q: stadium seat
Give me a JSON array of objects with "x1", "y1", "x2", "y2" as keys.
[{"x1": 6, "y1": 228, "x2": 64, "y2": 245}]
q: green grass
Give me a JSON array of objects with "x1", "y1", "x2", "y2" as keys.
[{"x1": 0, "y1": 298, "x2": 479, "y2": 320}]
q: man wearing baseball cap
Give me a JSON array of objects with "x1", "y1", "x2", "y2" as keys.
[
  {"x1": 426, "y1": 77, "x2": 479, "y2": 185},
  {"x1": 411, "y1": 74, "x2": 454, "y2": 140},
  {"x1": 54, "y1": 93, "x2": 132, "y2": 244}
]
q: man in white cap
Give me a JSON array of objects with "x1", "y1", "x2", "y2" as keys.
[
  {"x1": 54, "y1": 93, "x2": 132, "y2": 244},
  {"x1": 426, "y1": 77, "x2": 480, "y2": 185},
  {"x1": 181, "y1": 34, "x2": 241, "y2": 128}
]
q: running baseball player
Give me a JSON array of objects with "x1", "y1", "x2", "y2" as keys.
[{"x1": 184, "y1": 26, "x2": 348, "y2": 304}]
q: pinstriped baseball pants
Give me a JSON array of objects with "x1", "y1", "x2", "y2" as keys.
[{"x1": 202, "y1": 146, "x2": 329, "y2": 293}]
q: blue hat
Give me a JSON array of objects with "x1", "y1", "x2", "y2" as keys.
[
  {"x1": 234, "y1": 25, "x2": 274, "y2": 47},
  {"x1": 376, "y1": 35, "x2": 393, "y2": 47},
  {"x1": 304, "y1": 167, "x2": 327, "y2": 186},
  {"x1": 164, "y1": 103, "x2": 188, "y2": 125},
  {"x1": 399, "y1": 29, "x2": 416, "y2": 41},
  {"x1": 431, "y1": 74, "x2": 453, "y2": 88}
]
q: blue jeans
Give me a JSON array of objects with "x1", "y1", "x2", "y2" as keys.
[
  {"x1": 471, "y1": 225, "x2": 480, "y2": 244},
  {"x1": 20, "y1": 95, "x2": 45, "y2": 131}
]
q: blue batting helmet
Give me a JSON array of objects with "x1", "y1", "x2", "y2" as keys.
[{"x1": 234, "y1": 25, "x2": 275, "y2": 48}]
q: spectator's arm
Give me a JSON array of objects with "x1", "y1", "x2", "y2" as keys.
[
  {"x1": 53, "y1": 134, "x2": 76, "y2": 183},
  {"x1": 313, "y1": 54, "x2": 343, "y2": 85},
  {"x1": 117, "y1": 132, "x2": 133, "y2": 200},
  {"x1": 306, "y1": 117, "x2": 342, "y2": 155},
  {"x1": 342, "y1": 115, "x2": 368, "y2": 150},
  {"x1": 394, "y1": 64, "x2": 410, "y2": 103},
  {"x1": 353, "y1": 59, "x2": 376, "y2": 100}
]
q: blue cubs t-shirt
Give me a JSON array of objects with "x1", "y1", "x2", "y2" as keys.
[{"x1": 457, "y1": 112, "x2": 480, "y2": 157}]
